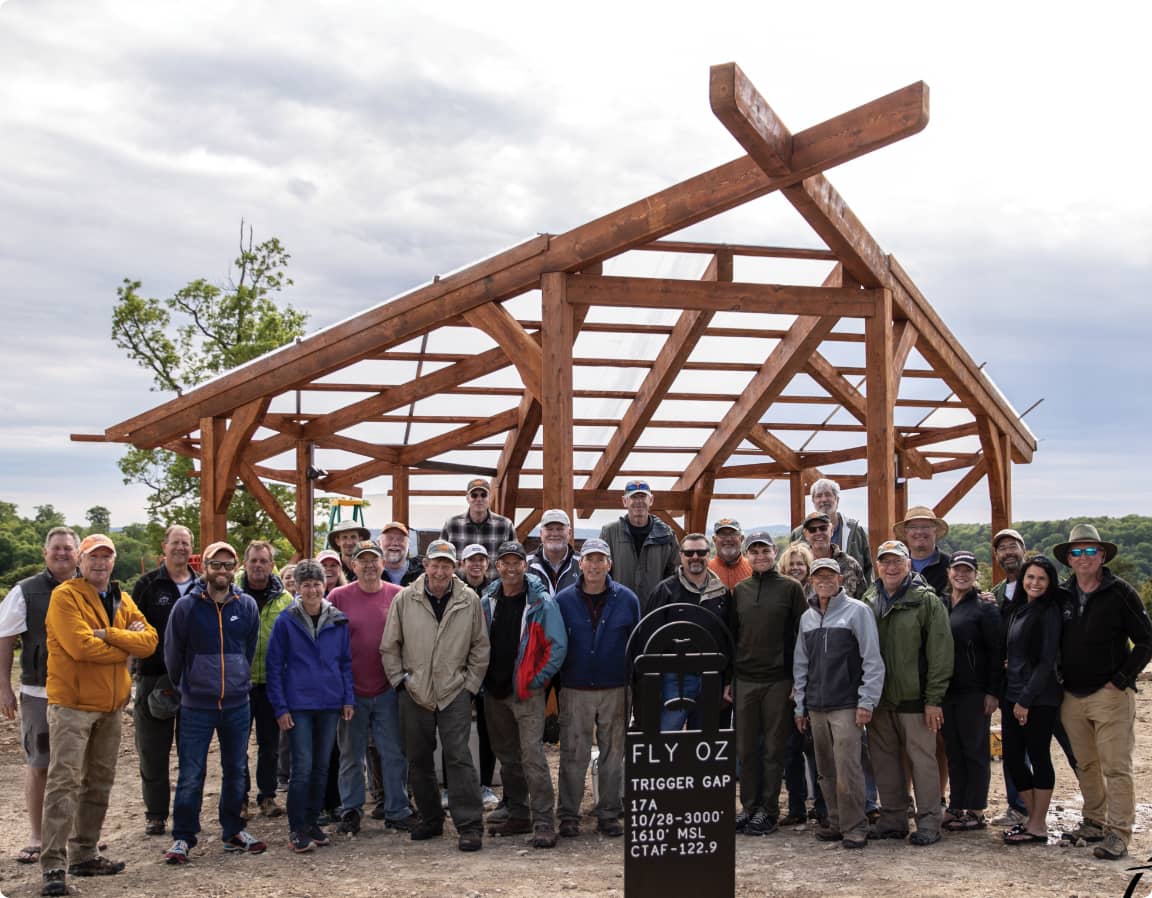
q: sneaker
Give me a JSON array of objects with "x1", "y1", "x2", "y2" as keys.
[
  {"x1": 385, "y1": 811, "x2": 419, "y2": 832},
  {"x1": 68, "y1": 855, "x2": 126, "y2": 876},
  {"x1": 779, "y1": 812, "x2": 807, "y2": 826},
  {"x1": 481, "y1": 786, "x2": 500, "y2": 811},
  {"x1": 289, "y1": 832, "x2": 316, "y2": 853},
  {"x1": 410, "y1": 820, "x2": 444, "y2": 841},
  {"x1": 745, "y1": 809, "x2": 778, "y2": 836},
  {"x1": 223, "y1": 830, "x2": 267, "y2": 854},
  {"x1": 145, "y1": 816, "x2": 167, "y2": 836},
  {"x1": 990, "y1": 807, "x2": 1026, "y2": 827},
  {"x1": 734, "y1": 809, "x2": 750, "y2": 833},
  {"x1": 164, "y1": 840, "x2": 190, "y2": 865},
  {"x1": 530, "y1": 825, "x2": 558, "y2": 849},
  {"x1": 258, "y1": 797, "x2": 284, "y2": 818},
  {"x1": 337, "y1": 809, "x2": 362, "y2": 835},
  {"x1": 842, "y1": 836, "x2": 867, "y2": 850},
  {"x1": 1062, "y1": 818, "x2": 1106, "y2": 843},
  {"x1": 458, "y1": 830, "x2": 483, "y2": 852},
  {"x1": 595, "y1": 818, "x2": 624, "y2": 838},
  {"x1": 1093, "y1": 832, "x2": 1127, "y2": 860},
  {"x1": 41, "y1": 869, "x2": 69, "y2": 897},
  {"x1": 909, "y1": 829, "x2": 941, "y2": 846},
  {"x1": 308, "y1": 824, "x2": 330, "y2": 847},
  {"x1": 488, "y1": 817, "x2": 533, "y2": 837},
  {"x1": 559, "y1": 819, "x2": 581, "y2": 838}
]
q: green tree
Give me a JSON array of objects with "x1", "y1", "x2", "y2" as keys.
[
  {"x1": 111, "y1": 223, "x2": 309, "y2": 545},
  {"x1": 85, "y1": 505, "x2": 111, "y2": 534}
]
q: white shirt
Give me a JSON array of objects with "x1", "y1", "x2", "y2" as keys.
[{"x1": 0, "y1": 583, "x2": 48, "y2": 698}]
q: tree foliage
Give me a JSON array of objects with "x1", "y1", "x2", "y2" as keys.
[{"x1": 110, "y1": 223, "x2": 308, "y2": 548}]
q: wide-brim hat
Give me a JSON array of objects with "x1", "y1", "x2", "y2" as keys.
[
  {"x1": 328, "y1": 519, "x2": 370, "y2": 549},
  {"x1": 1054, "y1": 523, "x2": 1118, "y2": 566},
  {"x1": 893, "y1": 506, "x2": 949, "y2": 540}
]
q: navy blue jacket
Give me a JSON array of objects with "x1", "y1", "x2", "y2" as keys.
[
  {"x1": 555, "y1": 575, "x2": 640, "y2": 689},
  {"x1": 164, "y1": 583, "x2": 259, "y2": 711},
  {"x1": 265, "y1": 599, "x2": 354, "y2": 718}
]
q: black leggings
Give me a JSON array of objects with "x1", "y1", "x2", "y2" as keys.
[{"x1": 1001, "y1": 702, "x2": 1058, "y2": 791}]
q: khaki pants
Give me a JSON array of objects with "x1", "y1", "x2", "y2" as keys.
[
  {"x1": 41, "y1": 704, "x2": 122, "y2": 872},
  {"x1": 810, "y1": 708, "x2": 866, "y2": 839},
  {"x1": 1061, "y1": 686, "x2": 1137, "y2": 844},
  {"x1": 485, "y1": 691, "x2": 555, "y2": 828},
  {"x1": 557, "y1": 687, "x2": 627, "y2": 823},
  {"x1": 868, "y1": 709, "x2": 942, "y2": 836}
]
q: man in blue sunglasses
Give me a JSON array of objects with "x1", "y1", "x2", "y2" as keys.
[{"x1": 1055, "y1": 523, "x2": 1152, "y2": 861}]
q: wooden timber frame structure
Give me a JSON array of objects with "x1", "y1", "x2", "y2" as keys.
[{"x1": 84, "y1": 64, "x2": 1036, "y2": 557}]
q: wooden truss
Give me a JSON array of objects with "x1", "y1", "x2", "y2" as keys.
[{"x1": 82, "y1": 64, "x2": 1036, "y2": 555}]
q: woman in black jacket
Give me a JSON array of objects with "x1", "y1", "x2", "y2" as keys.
[
  {"x1": 1001, "y1": 555, "x2": 1063, "y2": 845},
  {"x1": 941, "y1": 551, "x2": 1002, "y2": 831}
]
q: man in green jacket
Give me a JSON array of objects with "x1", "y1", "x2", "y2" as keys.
[{"x1": 862, "y1": 540, "x2": 954, "y2": 846}]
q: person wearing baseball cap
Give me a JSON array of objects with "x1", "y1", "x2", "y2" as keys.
[
  {"x1": 439, "y1": 478, "x2": 515, "y2": 562},
  {"x1": 528, "y1": 510, "x2": 579, "y2": 596},
  {"x1": 708, "y1": 518, "x2": 751, "y2": 590},
  {"x1": 379, "y1": 522, "x2": 424, "y2": 587},
  {"x1": 597, "y1": 480, "x2": 677, "y2": 606},
  {"x1": 380, "y1": 538, "x2": 489, "y2": 852},
  {"x1": 861, "y1": 539, "x2": 954, "y2": 846},
  {"x1": 800, "y1": 511, "x2": 865, "y2": 599},
  {"x1": 553, "y1": 536, "x2": 639, "y2": 838},
  {"x1": 789, "y1": 478, "x2": 874, "y2": 585},
  {"x1": 39, "y1": 534, "x2": 158, "y2": 896},
  {"x1": 793, "y1": 555, "x2": 884, "y2": 849}
]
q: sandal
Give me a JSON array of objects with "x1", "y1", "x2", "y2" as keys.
[
  {"x1": 1004, "y1": 828, "x2": 1047, "y2": 845},
  {"x1": 17, "y1": 845, "x2": 41, "y2": 864},
  {"x1": 943, "y1": 811, "x2": 986, "y2": 832}
]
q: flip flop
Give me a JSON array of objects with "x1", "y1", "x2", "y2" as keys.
[
  {"x1": 1004, "y1": 829, "x2": 1047, "y2": 845},
  {"x1": 17, "y1": 845, "x2": 41, "y2": 864}
]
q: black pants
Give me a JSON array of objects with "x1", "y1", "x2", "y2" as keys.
[
  {"x1": 246, "y1": 684, "x2": 281, "y2": 802},
  {"x1": 941, "y1": 692, "x2": 991, "y2": 810},
  {"x1": 135, "y1": 674, "x2": 177, "y2": 819},
  {"x1": 1002, "y1": 701, "x2": 1059, "y2": 791}
]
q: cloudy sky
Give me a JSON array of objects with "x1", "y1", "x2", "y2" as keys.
[{"x1": 2, "y1": 0, "x2": 1149, "y2": 534}]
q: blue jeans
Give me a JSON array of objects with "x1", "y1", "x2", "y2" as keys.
[
  {"x1": 337, "y1": 691, "x2": 408, "y2": 819},
  {"x1": 172, "y1": 704, "x2": 250, "y2": 847},
  {"x1": 288, "y1": 710, "x2": 341, "y2": 834},
  {"x1": 660, "y1": 673, "x2": 702, "y2": 732}
]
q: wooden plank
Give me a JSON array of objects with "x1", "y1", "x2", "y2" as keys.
[
  {"x1": 566, "y1": 276, "x2": 879, "y2": 318},
  {"x1": 714, "y1": 462, "x2": 789, "y2": 479},
  {"x1": 493, "y1": 397, "x2": 540, "y2": 517},
  {"x1": 541, "y1": 272, "x2": 574, "y2": 517},
  {"x1": 933, "y1": 458, "x2": 988, "y2": 519},
  {"x1": 891, "y1": 320, "x2": 919, "y2": 385},
  {"x1": 789, "y1": 472, "x2": 807, "y2": 529},
  {"x1": 672, "y1": 314, "x2": 838, "y2": 490},
  {"x1": 108, "y1": 79, "x2": 931, "y2": 448},
  {"x1": 745, "y1": 426, "x2": 805, "y2": 472},
  {"x1": 198, "y1": 417, "x2": 228, "y2": 549},
  {"x1": 295, "y1": 441, "x2": 314, "y2": 556},
  {"x1": 515, "y1": 509, "x2": 543, "y2": 543},
  {"x1": 516, "y1": 488, "x2": 692, "y2": 511},
  {"x1": 864, "y1": 290, "x2": 896, "y2": 556},
  {"x1": 463, "y1": 302, "x2": 544, "y2": 400},
  {"x1": 688, "y1": 473, "x2": 716, "y2": 534},
  {"x1": 652, "y1": 510, "x2": 686, "y2": 542},
  {"x1": 975, "y1": 415, "x2": 1010, "y2": 532},
  {"x1": 212, "y1": 398, "x2": 269, "y2": 504},
  {"x1": 637, "y1": 240, "x2": 836, "y2": 260},
  {"x1": 238, "y1": 461, "x2": 302, "y2": 550},
  {"x1": 900, "y1": 421, "x2": 979, "y2": 449},
  {"x1": 391, "y1": 465, "x2": 410, "y2": 525},
  {"x1": 313, "y1": 435, "x2": 400, "y2": 463}
]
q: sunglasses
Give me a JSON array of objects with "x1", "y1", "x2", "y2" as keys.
[
  {"x1": 1068, "y1": 547, "x2": 1100, "y2": 558},
  {"x1": 805, "y1": 524, "x2": 830, "y2": 533},
  {"x1": 469, "y1": 490, "x2": 489, "y2": 498},
  {"x1": 207, "y1": 560, "x2": 237, "y2": 571},
  {"x1": 681, "y1": 549, "x2": 709, "y2": 558}
]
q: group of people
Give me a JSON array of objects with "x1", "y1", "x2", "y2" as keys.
[{"x1": 2, "y1": 475, "x2": 1150, "y2": 896}]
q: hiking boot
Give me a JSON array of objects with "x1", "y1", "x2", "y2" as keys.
[
  {"x1": 745, "y1": 809, "x2": 778, "y2": 836},
  {"x1": 909, "y1": 829, "x2": 941, "y2": 846},
  {"x1": 487, "y1": 800, "x2": 510, "y2": 823},
  {"x1": 1093, "y1": 832, "x2": 1127, "y2": 860},
  {"x1": 530, "y1": 825, "x2": 558, "y2": 848},
  {"x1": 145, "y1": 816, "x2": 167, "y2": 836},
  {"x1": 410, "y1": 820, "x2": 445, "y2": 841},
  {"x1": 814, "y1": 824, "x2": 843, "y2": 842},
  {"x1": 779, "y1": 812, "x2": 807, "y2": 826},
  {"x1": 370, "y1": 803, "x2": 389, "y2": 820},
  {"x1": 223, "y1": 830, "x2": 267, "y2": 854},
  {"x1": 338, "y1": 809, "x2": 362, "y2": 835},
  {"x1": 990, "y1": 807, "x2": 1026, "y2": 827},
  {"x1": 1063, "y1": 818, "x2": 1106, "y2": 843},
  {"x1": 289, "y1": 832, "x2": 316, "y2": 853},
  {"x1": 559, "y1": 819, "x2": 581, "y2": 838},
  {"x1": 308, "y1": 824, "x2": 330, "y2": 847},
  {"x1": 488, "y1": 817, "x2": 533, "y2": 837},
  {"x1": 258, "y1": 796, "x2": 284, "y2": 818},
  {"x1": 458, "y1": 831, "x2": 483, "y2": 852},
  {"x1": 164, "y1": 840, "x2": 190, "y2": 865},
  {"x1": 68, "y1": 855, "x2": 126, "y2": 876},
  {"x1": 596, "y1": 818, "x2": 624, "y2": 838},
  {"x1": 41, "y1": 869, "x2": 69, "y2": 897},
  {"x1": 867, "y1": 826, "x2": 909, "y2": 840},
  {"x1": 385, "y1": 811, "x2": 419, "y2": 832},
  {"x1": 842, "y1": 836, "x2": 867, "y2": 850}
]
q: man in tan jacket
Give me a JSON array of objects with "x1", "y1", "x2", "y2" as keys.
[
  {"x1": 40, "y1": 534, "x2": 158, "y2": 897},
  {"x1": 380, "y1": 539, "x2": 489, "y2": 852}
]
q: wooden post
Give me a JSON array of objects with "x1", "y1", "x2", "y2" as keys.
[
  {"x1": 864, "y1": 290, "x2": 896, "y2": 555},
  {"x1": 198, "y1": 417, "x2": 228, "y2": 549},
  {"x1": 689, "y1": 474, "x2": 715, "y2": 534},
  {"x1": 295, "y1": 441, "x2": 315, "y2": 557},
  {"x1": 391, "y1": 464, "x2": 410, "y2": 526},
  {"x1": 789, "y1": 472, "x2": 807, "y2": 530},
  {"x1": 541, "y1": 272, "x2": 574, "y2": 521}
]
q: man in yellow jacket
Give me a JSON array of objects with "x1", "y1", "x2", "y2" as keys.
[{"x1": 40, "y1": 533, "x2": 158, "y2": 898}]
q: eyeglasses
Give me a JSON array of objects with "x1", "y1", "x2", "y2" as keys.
[
  {"x1": 1068, "y1": 547, "x2": 1100, "y2": 558},
  {"x1": 207, "y1": 560, "x2": 237, "y2": 571},
  {"x1": 681, "y1": 549, "x2": 709, "y2": 558}
]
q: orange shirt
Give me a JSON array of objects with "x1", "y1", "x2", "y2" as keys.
[{"x1": 708, "y1": 555, "x2": 752, "y2": 590}]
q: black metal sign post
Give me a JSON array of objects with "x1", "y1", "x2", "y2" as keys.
[{"x1": 625, "y1": 604, "x2": 735, "y2": 898}]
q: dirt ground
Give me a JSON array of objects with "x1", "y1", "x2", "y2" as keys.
[{"x1": 2, "y1": 680, "x2": 1150, "y2": 898}]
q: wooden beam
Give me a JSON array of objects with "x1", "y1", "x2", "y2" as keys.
[
  {"x1": 976, "y1": 415, "x2": 1010, "y2": 533},
  {"x1": 493, "y1": 397, "x2": 540, "y2": 517},
  {"x1": 391, "y1": 465, "x2": 410, "y2": 525},
  {"x1": 900, "y1": 421, "x2": 979, "y2": 450},
  {"x1": 541, "y1": 272, "x2": 574, "y2": 517},
  {"x1": 714, "y1": 462, "x2": 790, "y2": 478},
  {"x1": 745, "y1": 426, "x2": 805, "y2": 472},
  {"x1": 515, "y1": 509, "x2": 543, "y2": 543},
  {"x1": 864, "y1": 290, "x2": 896, "y2": 557},
  {"x1": 295, "y1": 441, "x2": 314, "y2": 557},
  {"x1": 313, "y1": 435, "x2": 400, "y2": 463},
  {"x1": 652, "y1": 510, "x2": 686, "y2": 542},
  {"x1": 198, "y1": 417, "x2": 228, "y2": 549},
  {"x1": 933, "y1": 458, "x2": 988, "y2": 520},
  {"x1": 566, "y1": 276, "x2": 879, "y2": 318},
  {"x1": 672, "y1": 314, "x2": 838, "y2": 490},
  {"x1": 463, "y1": 302, "x2": 544, "y2": 401},
  {"x1": 637, "y1": 240, "x2": 836, "y2": 260},
  {"x1": 789, "y1": 473, "x2": 807, "y2": 530},
  {"x1": 891, "y1": 320, "x2": 919, "y2": 386},
  {"x1": 238, "y1": 461, "x2": 302, "y2": 550},
  {"x1": 688, "y1": 473, "x2": 716, "y2": 534}
]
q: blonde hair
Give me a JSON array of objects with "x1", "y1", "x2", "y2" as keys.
[{"x1": 778, "y1": 542, "x2": 815, "y2": 581}]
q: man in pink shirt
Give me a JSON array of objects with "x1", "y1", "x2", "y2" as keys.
[{"x1": 327, "y1": 542, "x2": 416, "y2": 835}]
